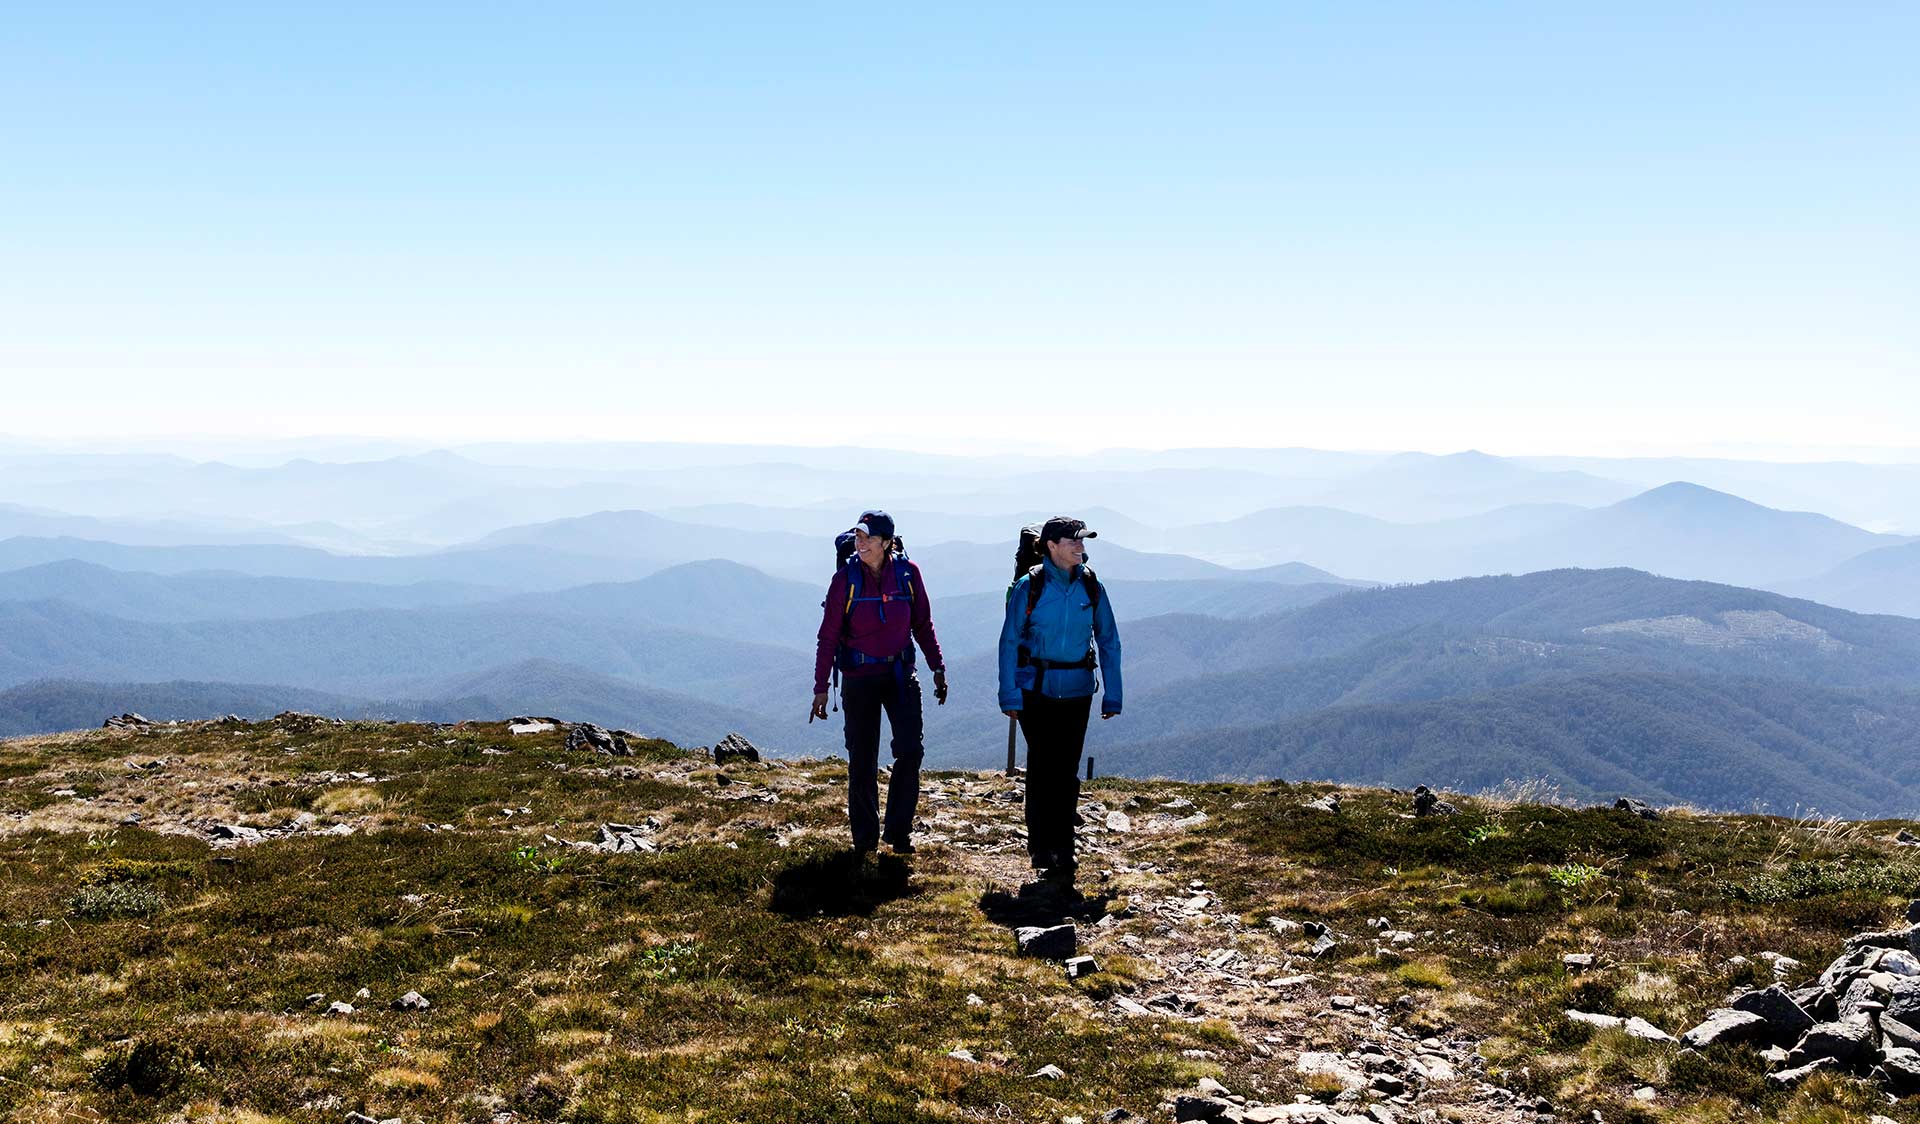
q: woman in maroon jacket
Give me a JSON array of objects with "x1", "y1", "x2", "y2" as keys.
[{"x1": 810, "y1": 510, "x2": 947, "y2": 856}]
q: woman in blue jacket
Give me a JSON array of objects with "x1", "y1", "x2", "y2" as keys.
[{"x1": 998, "y1": 515, "x2": 1122, "y2": 884}]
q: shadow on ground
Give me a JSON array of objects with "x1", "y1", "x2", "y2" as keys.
[
  {"x1": 979, "y1": 878, "x2": 1116, "y2": 930},
  {"x1": 770, "y1": 849, "x2": 917, "y2": 918}
]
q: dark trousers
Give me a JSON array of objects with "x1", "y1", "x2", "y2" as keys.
[
  {"x1": 1018, "y1": 690, "x2": 1092, "y2": 865},
  {"x1": 841, "y1": 669, "x2": 925, "y2": 848}
]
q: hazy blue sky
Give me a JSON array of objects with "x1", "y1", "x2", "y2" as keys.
[{"x1": 3, "y1": 3, "x2": 1914, "y2": 456}]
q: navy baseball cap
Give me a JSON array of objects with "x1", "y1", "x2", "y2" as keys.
[
  {"x1": 1041, "y1": 516, "x2": 1097, "y2": 542},
  {"x1": 853, "y1": 510, "x2": 896, "y2": 539}
]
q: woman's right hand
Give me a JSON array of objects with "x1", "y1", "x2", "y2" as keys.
[
  {"x1": 810, "y1": 693, "x2": 830, "y2": 722},
  {"x1": 1003, "y1": 709, "x2": 1019, "y2": 719}
]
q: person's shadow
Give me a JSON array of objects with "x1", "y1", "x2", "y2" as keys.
[
  {"x1": 770, "y1": 849, "x2": 917, "y2": 918},
  {"x1": 978, "y1": 877, "x2": 1115, "y2": 931}
]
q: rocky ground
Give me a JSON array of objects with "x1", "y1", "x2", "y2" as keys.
[{"x1": 5, "y1": 715, "x2": 1920, "y2": 1123}]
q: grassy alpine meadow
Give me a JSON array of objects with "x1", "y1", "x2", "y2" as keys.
[
  {"x1": 0, "y1": 718, "x2": 1198, "y2": 1122},
  {"x1": 1, "y1": 716, "x2": 1919, "y2": 1123}
]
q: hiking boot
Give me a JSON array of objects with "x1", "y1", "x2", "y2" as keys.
[
  {"x1": 850, "y1": 840, "x2": 877, "y2": 859},
  {"x1": 1042, "y1": 862, "x2": 1077, "y2": 887},
  {"x1": 885, "y1": 836, "x2": 915, "y2": 855}
]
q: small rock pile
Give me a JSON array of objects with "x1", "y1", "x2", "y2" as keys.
[
  {"x1": 565, "y1": 723, "x2": 631, "y2": 756},
  {"x1": 1671, "y1": 905, "x2": 1920, "y2": 1093},
  {"x1": 102, "y1": 713, "x2": 155, "y2": 730}
]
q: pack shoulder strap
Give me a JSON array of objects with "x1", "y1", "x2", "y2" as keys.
[{"x1": 1025, "y1": 564, "x2": 1101, "y2": 620}]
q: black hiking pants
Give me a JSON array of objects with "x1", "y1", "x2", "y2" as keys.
[
  {"x1": 841, "y1": 669, "x2": 925, "y2": 849},
  {"x1": 1018, "y1": 689, "x2": 1092, "y2": 866}
]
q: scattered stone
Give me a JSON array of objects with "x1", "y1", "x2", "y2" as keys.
[
  {"x1": 946, "y1": 1048, "x2": 979, "y2": 1064},
  {"x1": 1173, "y1": 1095, "x2": 1230, "y2": 1121},
  {"x1": 1730, "y1": 985, "x2": 1815, "y2": 1045},
  {"x1": 1562, "y1": 953, "x2": 1595, "y2": 972},
  {"x1": 303, "y1": 993, "x2": 326, "y2": 1007},
  {"x1": 1680, "y1": 1008, "x2": 1769, "y2": 1048},
  {"x1": 1016, "y1": 923, "x2": 1077, "y2": 961},
  {"x1": 507, "y1": 719, "x2": 556, "y2": 735},
  {"x1": 1882, "y1": 1014, "x2": 1920, "y2": 1052},
  {"x1": 209, "y1": 823, "x2": 262, "y2": 842},
  {"x1": 1029, "y1": 1063, "x2": 1066, "y2": 1080},
  {"x1": 1899, "y1": 830, "x2": 1920, "y2": 846},
  {"x1": 1310, "y1": 933, "x2": 1340, "y2": 958},
  {"x1": 1613, "y1": 797, "x2": 1660, "y2": 820},
  {"x1": 1195, "y1": 1076, "x2": 1230, "y2": 1096},
  {"x1": 1632, "y1": 1086, "x2": 1657, "y2": 1102},
  {"x1": 1878, "y1": 1047, "x2": 1920, "y2": 1093},
  {"x1": 565, "y1": 723, "x2": 629, "y2": 756},
  {"x1": 1065, "y1": 956, "x2": 1100, "y2": 979},
  {"x1": 1411, "y1": 785, "x2": 1457, "y2": 817},
  {"x1": 1786, "y1": 1015, "x2": 1876, "y2": 1069},
  {"x1": 326, "y1": 1001, "x2": 354, "y2": 1017},
  {"x1": 392, "y1": 990, "x2": 430, "y2": 1011},
  {"x1": 103, "y1": 713, "x2": 154, "y2": 729},
  {"x1": 712, "y1": 732, "x2": 761, "y2": 764},
  {"x1": 1564, "y1": 1010, "x2": 1675, "y2": 1042},
  {"x1": 1296, "y1": 1051, "x2": 1368, "y2": 1091},
  {"x1": 1170, "y1": 812, "x2": 1211, "y2": 830},
  {"x1": 1767, "y1": 1057, "x2": 1835, "y2": 1089},
  {"x1": 1303, "y1": 794, "x2": 1341, "y2": 814}
]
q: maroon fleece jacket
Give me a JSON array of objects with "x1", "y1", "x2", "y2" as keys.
[{"x1": 813, "y1": 556, "x2": 945, "y2": 694}]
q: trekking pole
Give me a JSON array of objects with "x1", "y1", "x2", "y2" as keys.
[{"x1": 1005, "y1": 716, "x2": 1018, "y2": 776}]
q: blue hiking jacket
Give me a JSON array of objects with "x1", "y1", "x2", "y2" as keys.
[{"x1": 998, "y1": 558, "x2": 1123, "y2": 714}]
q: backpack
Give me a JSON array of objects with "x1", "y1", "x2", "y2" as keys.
[{"x1": 1010, "y1": 523, "x2": 1101, "y2": 623}]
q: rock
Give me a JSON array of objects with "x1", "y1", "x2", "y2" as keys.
[
  {"x1": 1730, "y1": 985, "x2": 1815, "y2": 1045},
  {"x1": 1562, "y1": 953, "x2": 1596, "y2": 972},
  {"x1": 1102, "y1": 1112, "x2": 1141, "y2": 1124},
  {"x1": 209, "y1": 823, "x2": 262, "y2": 841},
  {"x1": 506, "y1": 719, "x2": 555, "y2": 735},
  {"x1": 1173, "y1": 1096, "x2": 1229, "y2": 1122},
  {"x1": 1881, "y1": 1014, "x2": 1920, "y2": 1052},
  {"x1": 1767, "y1": 1057, "x2": 1834, "y2": 1089},
  {"x1": 1029, "y1": 1063, "x2": 1066, "y2": 1079},
  {"x1": 1838, "y1": 976, "x2": 1880, "y2": 1020},
  {"x1": 1016, "y1": 923, "x2": 1077, "y2": 960},
  {"x1": 1297, "y1": 1051, "x2": 1368, "y2": 1091},
  {"x1": 1680, "y1": 1008, "x2": 1769, "y2": 1048},
  {"x1": 1369, "y1": 1073, "x2": 1406, "y2": 1095},
  {"x1": 326, "y1": 1001, "x2": 354, "y2": 1016},
  {"x1": 1065, "y1": 956, "x2": 1099, "y2": 979},
  {"x1": 1758, "y1": 951, "x2": 1802, "y2": 976},
  {"x1": 1269, "y1": 917, "x2": 1303, "y2": 937},
  {"x1": 1901, "y1": 830, "x2": 1920, "y2": 845},
  {"x1": 1787, "y1": 1015, "x2": 1876, "y2": 1069},
  {"x1": 1848, "y1": 927, "x2": 1915, "y2": 950},
  {"x1": 1887, "y1": 978, "x2": 1920, "y2": 1023},
  {"x1": 1170, "y1": 812, "x2": 1210, "y2": 829},
  {"x1": 103, "y1": 712, "x2": 154, "y2": 729},
  {"x1": 946, "y1": 1048, "x2": 979, "y2": 1064},
  {"x1": 1632, "y1": 1086, "x2": 1657, "y2": 1102},
  {"x1": 1303, "y1": 794, "x2": 1341, "y2": 814},
  {"x1": 1105, "y1": 810, "x2": 1132, "y2": 832},
  {"x1": 1613, "y1": 796, "x2": 1660, "y2": 819},
  {"x1": 1310, "y1": 933, "x2": 1340, "y2": 958},
  {"x1": 564, "y1": 723, "x2": 629, "y2": 756},
  {"x1": 1196, "y1": 1077, "x2": 1230, "y2": 1096},
  {"x1": 1881, "y1": 950, "x2": 1920, "y2": 977},
  {"x1": 1878, "y1": 1046, "x2": 1920, "y2": 1093},
  {"x1": 303, "y1": 992, "x2": 326, "y2": 1008},
  {"x1": 712, "y1": 732, "x2": 761, "y2": 764},
  {"x1": 1412, "y1": 786, "x2": 1458, "y2": 817},
  {"x1": 1565, "y1": 1010, "x2": 1676, "y2": 1042},
  {"x1": 392, "y1": 990, "x2": 430, "y2": 1011}
]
